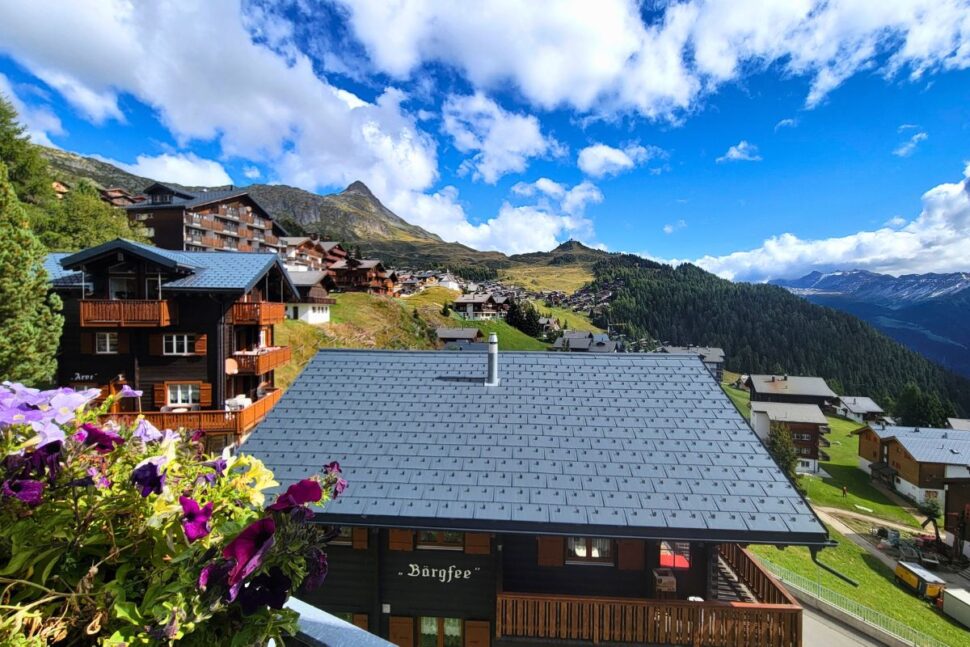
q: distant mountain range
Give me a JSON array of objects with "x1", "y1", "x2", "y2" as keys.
[{"x1": 771, "y1": 270, "x2": 970, "y2": 378}]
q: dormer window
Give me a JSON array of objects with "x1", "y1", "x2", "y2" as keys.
[{"x1": 151, "y1": 192, "x2": 173, "y2": 205}]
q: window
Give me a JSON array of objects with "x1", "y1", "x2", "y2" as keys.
[
  {"x1": 163, "y1": 333, "x2": 196, "y2": 355},
  {"x1": 109, "y1": 276, "x2": 137, "y2": 299},
  {"x1": 799, "y1": 460, "x2": 811, "y2": 469},
  {"x1": 416, "y1": 531, "x2": 463, "y2": 550},
  {"x1": 151, "y1": 192, "x2": 172, "y2": 204},
  {"x1": 566, "y1": 537, "x2": 613, "y2": 564},
  {"x1": 419, "y1": 617, "x2": 461, "y2": 647},
  {"x1": 167, "y1": 383, "x2": 200, "y2": 406},
  {"x1": 95, "y1": 332, "x2": 118, "y2": 354},
  {"x1": 659, "y1": 541, "x2": 691, "y2": 569},
  {"x1": 330, "y1": 527, "x2": 354, "y2": 545}
]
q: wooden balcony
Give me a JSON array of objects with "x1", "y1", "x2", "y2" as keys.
[
  {"x1": 80, "y1": 299, "x2": 175, "y2": 327},
  {"x1": 229, "y1": 301, "x2": 286, "y2": 325},
  {"x1": 497, "y1": 546, "x2": 801, "y2": 647},
  {"x1": 102, "y1": 388, "x2": 282, "y2": 440},
  {"x1": 233, "y1": 346, "x2": 291, "y2": 374}
]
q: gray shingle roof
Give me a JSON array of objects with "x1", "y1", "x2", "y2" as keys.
[
  {"x1": 245, "y1": 350, "x2": 827, "y2": 546},
  {"x1": 751, "y1": 402, "x2": 828, "y2": 425},
  {"x1": 869, "y1": 425, "x2": 968, "y2": 441},
  {"x1": 43, "y1": 253, "x2": 83, "y2": 288},
  {"x1": 839, "y1": 396, "x2": 883, "y2": 415},
  {"x1": 948, "y1": 418, "x2": 970, "y2": 431},
  {"x1": 53, "y1": 239, "x2": 297, "y2": 296},
  {"x1": 747, "y1": 375, "x2": 836, "y2": 399},
  {"x1": 659, "y1": 346, "x2": 725, "y2": 364},
  {"x1": 287, "y1": 270, "x2": 329, "y2": 287},
  {"x1": 436, "y1": 327, "x2": 483, "y2": 341},
  {"x1": 894, "y1": 435, "x2": 970, "y2": 465}
]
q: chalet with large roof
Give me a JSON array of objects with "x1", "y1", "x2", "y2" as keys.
[
  {"x1": 246, "y1": 345, "x2": 826, "y2": 647},
  {"x1": 745, "y1": 374, "x2": 836, "y2": 407},
  {"x1": 836, "y1": 396, "x2": 885, "y2": 424},
  {"x1": 45, "y1": 238, "x2": 298, "y2": 452},
  {"x1": 125, "y1": 183, "x2": 286, "y2": 253},
  {"x1": 750, "y1": 402, "x2": 830, "y2": 474}
]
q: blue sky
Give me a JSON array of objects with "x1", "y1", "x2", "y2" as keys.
[{"x1": 1, "y1": 1, "x2": 970, "y2": 280}]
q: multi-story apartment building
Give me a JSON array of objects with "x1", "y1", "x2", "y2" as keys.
[
  {"x1": 125, "y1": 183, "x2": 286, "y2": 254},
  {"x1": 45, "y1": 238, "x2": 298, "y2": 452}
]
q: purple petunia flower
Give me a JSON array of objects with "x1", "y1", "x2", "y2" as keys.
[
  {"x1": 30, "y1": 418, "x2": 66, "y2": 447},
  {"x1": 2, "y1": 479, "x2": 44, "y2": 506},
  {"x1": 48, "y1": 390, "x2": 97, "y2": 424},
  {"x1": 267, "y1": 479, "x2": 323, "y2": 512},
  {"x1": 199, "y1": 457, "x2": 228, "y2": 485},
  {"x1": 28, "y1": 441, "x2": 62, "y2": 483},
  {"x1": 180, "y1": 496, "x2": 214, "y2": 542},
  {"x1": 118, "y1": 384, "x2": 143, "y2": 398},
  {"x1": 198, "y1": 560, "x2": 232, "y2": 593},
  {"x1": 132, "y1": 418, "x2": 162, "y2": 443},
  {"x1": 223, "y1": 517, "x2": 276, "y2": 599},
  {"x1": 87, "y1": 466, "x2": 111, "y2": 489},
  {"x1": 131, "y1": 456, "x2": 167, "y2": 497},
  {"x1": 75, "y1": 423, "x2": 124, "y2": 454},
  {"x1": 300, "y1": 546, "x2": 329, "y2": 592},
  {"x1": 237, "y1": 567, "x2": 291, "y2": 615},
  {"x1": 324, "y1": 461, "x2": 340, "y2": 475}
]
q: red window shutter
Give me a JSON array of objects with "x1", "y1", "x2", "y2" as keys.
[
  {"x1": 200, "y1": 383, "x2": 213, "y2": 407},
  {"x1": 148, "y1": 334, "x2": 164, "y2": 355},
  {"x1": 352, "y1": 527, "x2": 368, "y2": 550},
  {"x1": 352, "y1": 614, "x2": 369, "y2": 631},
  {"x1": 153, "y1": 384, "x2": 167, "y2": 407},
  {"x1": 464, "y1": 533, "x2": 491, "y2": 555},
  {"x1": 617, "y1": 540, "x2": 645, "y2": 571},
  {"x1": 116, "y1": 333, "x2": 130, "y2": 354},
  {"x1": 536, "y1": 536, "x2": 564, "y2": 567},
  {"x1": 388, "y1": 529, "x2": 414, "y2": 551},
  {"x1": 388, "y1": 617, "x2": 413, "y2": 647},
  {"x1": 79, "y1": 332, "x2": 94, "y2": 354},
  {"x1": 464, "y1": 620, "x2": 490, "y2": 647},
  {"x1": 194, "y1": 334, "x2": 207, "y2": 355}
]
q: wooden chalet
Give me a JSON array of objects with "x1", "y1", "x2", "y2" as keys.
[
  {"x1": 246, "y1": 346, "x2": 828, "y2": 647},
  {"x1": 45, "y1": 239, "x2": 299, "y2": 452},
  {"x1": 453, "y1": 293, "x2": 503, "y2": 320},
  {"x1": 750, "y1": 403, "x2": 830, "y2": 474},
  {"x1": 282, "y1": 236, "x2": 329, "y2": 271},
  {"x1": 125, "y1": 183, "x2": 286, "y2": 253},
  {"x1": 100, "y1": 187, "x2": 145, "y2": 207},
  {"x1": 744, "y1": 375, "x2": 836, "y2": 408},
  {"x1": 286, "y1": 269, "x2": 336, "y2": 325},
  {"x1": 330, "y1": 258, "x2": 395, "y2": 294}
]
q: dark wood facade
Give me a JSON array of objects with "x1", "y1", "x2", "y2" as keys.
[
  {"x1": 51, "y1": 243, "x2": 294, "y2": 450},
  {"x1": 304, "y1": 528, "x2": 801, "y2": 647}
]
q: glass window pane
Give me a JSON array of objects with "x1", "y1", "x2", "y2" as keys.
[
  {"x1": 567, "y1": 537, "x2": 586, "y2": 558},
  {"x1": 418, "y1": 617, "x2": 437, "y2": 647},
  {"x1": 591, "y1": 538, "x2": 611, "y2": 559},
  {"x1": 443, "y1": 618, "x2": 462, "y2": 647},
  {"x1": 442, "y1": 531, "x2": 463, "y2": 545}
]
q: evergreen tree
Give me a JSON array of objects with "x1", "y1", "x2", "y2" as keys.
[
  {"x1": 767, "y1": 422, "x2": 801, "y2": 490},
  {"x1": 31, "y1": 179, "x2": 149, "y2": 250},
  {"x1": 0, "y1": 162, "x2": 63, "y2": 386},
  {"x1": 441, "y1": 302, "x2": 451, "y2": 317},
  {"x1": 0, "y1": 94, "x2": 53, "y2": 204}
]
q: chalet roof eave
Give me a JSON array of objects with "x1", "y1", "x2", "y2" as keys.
[
  {"x1": 60, "y1": 238, "x2": 194, "y2": 273},
  {"x1": 309, "y1": 512, "x2": 831, "y2": 548}
]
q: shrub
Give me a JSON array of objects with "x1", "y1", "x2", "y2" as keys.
[{"x1": 0, "y1": 382, "x2": 344, "y2": 645}]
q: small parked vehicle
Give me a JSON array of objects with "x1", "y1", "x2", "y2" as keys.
[{"x1": 894, "y1": 561, "x2": 946, "y2": 599}]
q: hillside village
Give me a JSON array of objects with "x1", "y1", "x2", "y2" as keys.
[{"x1": 6, "y1": 100, "x2": 970, "y2": 646}]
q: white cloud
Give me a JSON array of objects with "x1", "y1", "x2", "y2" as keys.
[
  {"x1": 686, "y1": 163, "x2": 970, "y2": 281},
  {"x1": 716, "y1": 140, "x2": 761, "y2": 163},
  {"x1": 663, "y1": 219, "x2": 687, "y2": 234},
  {"x1": 242, "y1": 166, "x2": 261, "y2": 179},
  {"x1": 96, "y1": 152, "x2": 233, "y2": 186},
  {"x1": 893, "y1": 131, "x2": 928, "y2": 157},
  {"x1": 885, "y1": 215, "x2": 908, "y2": 228},
  {"x1": 577, "y1": 143, "x2": 666, "y2": 178},
  {"x1": 774, "y1": 118, "x2": 798, "y2": 131},
  {"x1": 335, "y1": 0, "x2": 970, "y2": 119},
  {"x1": 0, "y1": 73, "x2": 64, "y2": 147},
  {"x1": 441, "y1": 92, "x2": 563, "y2": 183}
]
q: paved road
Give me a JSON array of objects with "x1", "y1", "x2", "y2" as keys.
[{"x1": 803, "y1": 607, "x2": 885, "y2": 646}]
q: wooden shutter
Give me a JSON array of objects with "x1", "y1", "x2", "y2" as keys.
[
  {"x1": 116, "y1": 333, "x2": 129, "y2": 353},
  {"x1": 200, "y1": 383, "x2": 213, "y2": 407},
  {"x1": 388, "y1": 616, "x2": 413, "y2": 647},
  {"x1": 153, "y1": 384, "x2": 167, "y2": 407},
  {"x1": 464, "y1": 533, "x2": 491, "y2": 555},
  {"x1": 79, "y1": 332, "x2": 94, "y2": 354},
  {"x1": 352, "y1": 527, "x2": 368, "y2": 550},
  {"x1": 388, "y1": 529, "x2": 414, "y2": 551},
  {"x1": 617, "y1": 540, "x2": 645, "y2": 571},
  {"x1": 464, "y1": 620, "x2": 490, "y2": 647},
  {"x1": 351, "y1": 613, "x2": 369, "y2": 631},
  {"x1": 148, "y1": 334, "x2": 164, "y2": 355},
  {"x1": 194, "y1": 334, "x2": 208, "y2": 355},
  {"x1": 536, "y1": 536, "x2": 564, "y2": 567}
]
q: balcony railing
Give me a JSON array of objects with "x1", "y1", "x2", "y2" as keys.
[
  {"x1": 496, "y1": 546, "x2": 801, "y2": 647},
  {"x1": 102, "y1": 388, "x2": 282, "y2": 439},
  {"x1": 229, "y1": 301, "x2": 286, "y2": 325},
  {"x1": 233, "y1": 346, "x2": 291, "y2": 374},
  {"x1": 80, "y1": 300, "x2": 175, "y2": 327}
]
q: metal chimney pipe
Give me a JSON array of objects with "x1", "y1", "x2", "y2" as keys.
[{"x1": 486, "y1": 333, "x2": 499, "y2": 386}]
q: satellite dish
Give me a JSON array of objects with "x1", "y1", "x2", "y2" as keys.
[{"x1": 225, "y1": 358, "x2": 239, "y2": 375}]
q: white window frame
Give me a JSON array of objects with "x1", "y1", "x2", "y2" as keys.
[
  {"x1": 163, "y1": 333, "x2": 196, "y2": 356},
  {"x1": 95, "y1": 332, "x2": 118, "y2": 354},
  {"x1": 167, "y1": 383, "x2": 200, "y2": 406}
]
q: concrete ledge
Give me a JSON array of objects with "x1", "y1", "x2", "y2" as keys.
[{"x1": 785, "y1": 584, "x2": 915, "y2": 647}]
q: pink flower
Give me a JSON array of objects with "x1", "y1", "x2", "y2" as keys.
[
  {"x1": 180, "y1": 496, "x2": 213, "y2": 542},
  {"x1": 222, "y1": 517, "x2": 276, "y2": 599},
  {"x1": 267, "y1": 479, "x2": 323, "y2": 512}
]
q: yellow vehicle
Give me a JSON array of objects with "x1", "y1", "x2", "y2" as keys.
[{"x1": 894, "y1": 561, "x2": 946, "y2": 599}]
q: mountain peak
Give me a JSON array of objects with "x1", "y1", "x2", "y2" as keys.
[
  {"x1": 343, "y1": 180, "x2": 376, "y2": 199},
  {"x1": 552, "y1": 239, "x2": 591, "y2": 252}
]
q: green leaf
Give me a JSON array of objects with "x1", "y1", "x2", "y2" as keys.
[
  {"x1": 0, "y1": 548, "x2": 35, "y2": 576},
  {"x1": 114, "y1": 600, "x2": 143, "y2": 625}
]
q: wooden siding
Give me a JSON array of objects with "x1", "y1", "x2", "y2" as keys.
[{"x1": 858, "y1": 428, "x2": 881, "y2": 463}]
